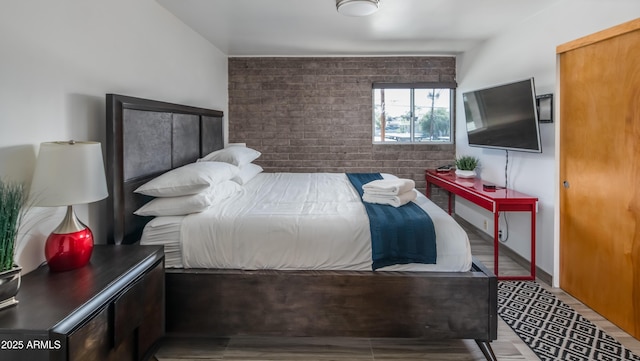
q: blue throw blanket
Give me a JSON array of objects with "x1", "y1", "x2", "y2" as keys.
[{"x1": 346, "y1": 173, "x2": 437, "y2": 270}]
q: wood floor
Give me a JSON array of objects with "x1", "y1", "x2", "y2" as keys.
[{"x1": 152, "y1": 221, "x2": 640, "y2": 361}]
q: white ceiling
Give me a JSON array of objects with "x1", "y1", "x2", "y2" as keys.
[{"x1": 157, "y1": 0, "x2": 558, "y2": 56}]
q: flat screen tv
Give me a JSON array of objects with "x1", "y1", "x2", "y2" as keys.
[{"x1": 463, "y1": 78, "x2": 542, "y2": 153}]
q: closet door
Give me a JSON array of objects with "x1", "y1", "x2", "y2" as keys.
[{"x1": 558, "y1": 19, "x2": 640, "y2": 339}]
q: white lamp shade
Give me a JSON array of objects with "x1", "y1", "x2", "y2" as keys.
[
  {"x1": 336, "y1": 0, "x2": 380, "y2": 17},
  {"x1": 30, "y1": 141, "x2": 109, "y2": 207}
]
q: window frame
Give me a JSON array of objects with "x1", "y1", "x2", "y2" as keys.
[{"x1": 372, "y1": 82, "x2": 456, "y2": 145}]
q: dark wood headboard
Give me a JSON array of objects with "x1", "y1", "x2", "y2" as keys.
[{"x1": 106, "y1": 94, "x2": 224, "y2": 244}]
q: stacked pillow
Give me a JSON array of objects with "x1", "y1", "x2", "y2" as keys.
[
  {"x1": 134, "y1": 161, "x2": 242, "y2": 217},
  {"x1": 198, "y1": 145, "x2": 263, "y2": 185},
  {"x1": 134, "y1": 145, "x2": 263, "y2": 217}
]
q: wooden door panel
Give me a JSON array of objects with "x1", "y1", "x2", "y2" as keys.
[{"x1": 559, "y1": 24, "x2": 640, "y2": 339}]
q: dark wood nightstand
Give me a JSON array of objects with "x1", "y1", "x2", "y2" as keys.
[{"x1": 0, "y1": 245, "x2": 164, "y2": 361}]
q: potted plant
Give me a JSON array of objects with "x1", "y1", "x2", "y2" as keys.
[
  {"x1": 455, "y1": 156, "x2": 479, "y2": 178},
  {"x1": 0, "y1": 179, "x2": 27, "y2": 310}
]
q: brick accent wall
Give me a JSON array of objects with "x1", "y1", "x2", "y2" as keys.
[{"x1": 228, "y1": 56, "x2": 456, "y2": 193}]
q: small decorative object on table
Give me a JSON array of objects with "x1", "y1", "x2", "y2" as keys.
[
  {"x1": 30, "y1": 141, "x2": 108, "y2": 272},
  {"x1": 455, "y1": 155, "x2": 479, "y2": 178},
  {"x1": 0, "y1": 179, "x2": 27, "y2": 310},
  {"x1": 436, "y1": 164, "x2": 453, "y2": 173}
]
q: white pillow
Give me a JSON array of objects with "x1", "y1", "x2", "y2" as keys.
[
  {"x1": 134, "y1": 192, "x2": 211, "y2": 216},
  {"x1": 199, "y1": 146, "x2": 261, "y2": 167},
  {"x1": 232, "y1": 163, "x2": 263, "y2": 185},
  {"x1": 135, "y1": 162, "x2": 239, "y2": 197},
  {"x1": 134, "y1": 181, "x2": 243, "y2": 216}
]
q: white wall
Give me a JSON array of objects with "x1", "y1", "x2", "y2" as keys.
[
  {"x1": 455, "y1": 1, "x2": 640, "y2": 283},
  {"x1": 0, "y1": 0, "x2": 228, "y2": 273}
]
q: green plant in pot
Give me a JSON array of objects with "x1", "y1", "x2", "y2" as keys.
[
  {"x1": 455, "y1": 156, "x2": 479, "y2": 178},
  {"x1": 0, "y1": 179, "x2": 27, "y2": 310}
]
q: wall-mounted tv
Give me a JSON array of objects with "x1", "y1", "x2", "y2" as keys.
[{"x1": 463, "y1": 78, "x2": 542, "y2": 153}]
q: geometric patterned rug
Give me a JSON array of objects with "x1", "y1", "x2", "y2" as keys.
[{"x1": 498, "y1": 281, "x2": 640, "y2": 361}]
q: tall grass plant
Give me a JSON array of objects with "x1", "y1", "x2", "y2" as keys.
[{"x1": 0, "y1": 180, "x2": 26, "y2": 272}]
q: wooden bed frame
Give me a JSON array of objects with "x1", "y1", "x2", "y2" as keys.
[{"x1": 105, "y1": 94, "x2": 498, "y2": 360}]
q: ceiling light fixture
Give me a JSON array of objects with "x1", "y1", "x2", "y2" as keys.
[{"x1": 336, "y1": 0, "x2": 381, "y2": 17}]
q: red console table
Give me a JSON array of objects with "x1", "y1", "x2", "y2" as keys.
[{"x1": 425, "y1": 169, "x2": 538, "y2": 281}]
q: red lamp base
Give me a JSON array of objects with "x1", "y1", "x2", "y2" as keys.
[{"x1": 45, "y1": 228, "x2": 94, "y2": 272}]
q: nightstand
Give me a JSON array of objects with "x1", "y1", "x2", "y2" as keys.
[{"x1": 0, "y1": 245, "x2": 164, "y2": 361}]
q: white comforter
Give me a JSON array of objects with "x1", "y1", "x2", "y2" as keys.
[{"x1": 143, "y1": 173, "x2": 472, "y2": 272}]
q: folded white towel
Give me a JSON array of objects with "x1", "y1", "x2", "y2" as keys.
[
  {"x1": 363, "y1": 190, "x2": 417, "y2": 208},
  {"x1": 362, "y1": 178, "x2": 415, "y2": 196}
]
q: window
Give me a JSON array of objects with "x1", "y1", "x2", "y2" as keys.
[{"x1": 373, "y1": 83, "x2": 455, "y2": 144}]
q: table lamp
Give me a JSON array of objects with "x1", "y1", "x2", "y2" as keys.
[{"x1": 30, "y1": 141, "x2": 108, "y2": 272}]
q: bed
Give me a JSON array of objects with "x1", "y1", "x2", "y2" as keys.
[{"x1": 105, "y1": 94, "x2": 498, "y2": 360}]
